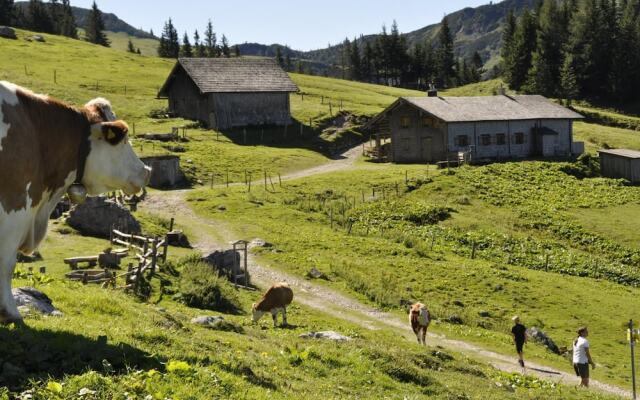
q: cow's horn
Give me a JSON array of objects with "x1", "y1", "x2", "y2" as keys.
[{"x1": 67, "y1": 183, "x2": 88, "y2": 204}]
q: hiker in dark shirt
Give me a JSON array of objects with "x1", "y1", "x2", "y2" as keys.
[{"x1": 511, "y1": 316, "x2": 527, "y2": 368}]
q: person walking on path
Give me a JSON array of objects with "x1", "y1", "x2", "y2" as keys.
[
  {"x1": 573, "y1": 326, "x2": 596, "y2": 388},
  {"x1": 511, "y1": 316, "x2": 527, "y2": 369}
]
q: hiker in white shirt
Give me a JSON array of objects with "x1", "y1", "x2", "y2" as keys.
[{"x1": 573, "y1": 326, "x2": 596, "y2": 387}]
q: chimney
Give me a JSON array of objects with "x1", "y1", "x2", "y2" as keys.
[{"x1": 427, "y1": 83, "x2": 438, "y2": 97}]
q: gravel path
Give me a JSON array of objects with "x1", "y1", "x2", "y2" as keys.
[{"x1": 141, "y1": 147, "x2": 629, "y2": 399}]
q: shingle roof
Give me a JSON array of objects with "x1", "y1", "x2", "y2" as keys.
[
  {"x1": 598, "y1": 149, "x2": 640, "y2": 159},
  {"x1": 160, "y1": 58, "x2": 298, "y2": 95},
  {"x1": 401, "y1": 95, "x2": 584, "y2": 122}
]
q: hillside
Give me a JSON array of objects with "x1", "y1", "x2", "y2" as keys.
[{"x1": 1, "y1": 28, "x2": 639, "y2": 399}]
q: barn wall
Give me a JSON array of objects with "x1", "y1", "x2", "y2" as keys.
[
  {"x1": 538, "y1": 119, "x2": 573, "y2": 157},
  {"x1": 389, "y1": 103, "x2": 446, "y2": 163},
  {"x1": 212, "y1": 92, "x2": 291, "y2": 130},
  {"x1": 166, "y1": 69, "x2": 209, "y2": 123},
  {"x1": 600, "y1": 154, "x2": 640, "y2": 183}
]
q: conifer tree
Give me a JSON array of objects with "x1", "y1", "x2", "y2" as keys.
[
  {"x1": 435, "y1": 16, "x2": 455, "y2": 88},
  {"x1": 560, "y1": 54, "x2": 579, "y2": 104},
  {"x1": 501, "y1": 8, "x2": 517, "y2": 84},
  {"x1": 285, "y1": 53, "x2": 292, "y2": 71},
  {"x1": 220, "y1": 34, "x2": 230, "y2": 57},
  {"x1": 341, "y1": 37, "x2": 351, "y2": 80},
  {"x1": 204, "y1": 19, "x2": 217, "y2": 57},
  {"x1": 362, "y1": 40, "x2": 374, "y2": 82},
  {"x1": 127, "y1": 38, "x2": 136, "y2": 53},
  {"x1": 506, "y1": 9, "x2": 537, "y2": 90},
  {"x1": 194, "y1": 30, "x2": 206, "y2": 57},
  {"x1": 181, "y1": 31, "x2": 192, "y2": 57},
  {"x1": 28, "y1": 0, "x2": 54, "y2": 33},
  {"x1": 275, "y1": 46, "x2": 284, "y2": 67},
  {"x1": 349, "y1": 37, "x2": 362, "y2": 81},
  {"x1": 158, "y1": 19, "x2": 178, "y2": 58},
  {"x1": 59, "y1": 0, "x2": 77, "y2": 38},
  {"x1": 0, "y1": 0, "x2": 13, "y2": 25},
  {"x1": 234, "y1": 44, "x2": 240, "y2": 57},
  {"x1": 85, "y1": 1, "x2": 109, "y2": 46}
]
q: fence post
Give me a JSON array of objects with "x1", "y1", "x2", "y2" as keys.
[
  {"x1": 278, "y1": 173, "x2": 282, "y2": 186},
  {"x1": 150, "y1": 238, "x2": 158, "y2": 276},
  {"x1": 248, "y1": 173, "x2": 252, "y2": 192},
  {"x1": 226, "y1": 170, "x2": 229, "y2": 187},
  {"x1": 169, "y1": 217, "x2": 175, "y2": 232},
  {"x1": 471, "y1": 241, "x2": 477, "y2": 259},
  {"x1": 330, "y1": 208, "x2": 334, "y2": 229},
  {"x1": 264, "y1": 170, "x2": 267, "y2": 191},
  {"x1": 53, "y1": 69, "x2": 57, "y2": 84},
  {"x1": 405, "y1": 170, "x2": 408, "y2": 184},
  {"x1": 630, "y1": 319, "x2": 637, "y2": 400},
  {"x1": 162, "y1": 234, "x2": 169, "y2": 263},
  {"x1": 210, "y1": 173, "x2": 214, "y2": 189}
]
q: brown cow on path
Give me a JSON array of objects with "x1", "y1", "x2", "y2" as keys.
[
  {"x1": 0, "y1": 81, "x2": 151, "y2": 324},
  {"x1": 252, "y1": 282, "x2": 293, "y2": 327},
  {"x1": 410, "y1": 302, "x2": 430, "y2": 345}
]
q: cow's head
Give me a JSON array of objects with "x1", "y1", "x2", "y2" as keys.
[
  {"x1": 82, "y1": 98, "x2": 151, "y2": 195},
  {"x1": 251, "y1": 303, "x2": 266, "y2": 324}
]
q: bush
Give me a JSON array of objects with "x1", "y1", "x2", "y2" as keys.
[{"x1": 178, "y1": 261, "x2": 243, "y2": 314}]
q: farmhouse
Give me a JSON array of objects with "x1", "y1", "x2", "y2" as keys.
[
  {"x1": 366, "y1": 93, "x2": 584, "y2": 163},
  {"x1": 598, "y1": 149, "x2": 640, "y2": 183},
  {"x1": 158, "y1": 58, "x2": 298, "y2": 130}
]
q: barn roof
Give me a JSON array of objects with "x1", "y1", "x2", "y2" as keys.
[
  {"x1": 598, "y1": 149, "x2": 640, "y2": 159},
  {"x1": 158, "y1": 58, "x2": 298, "y2": 96},
  {"x1": 402, "y1": 95, "x2": 584, "y2": 122},
  {"x1": 366, "y1": 95, "x2": 583, "y2": 128}
]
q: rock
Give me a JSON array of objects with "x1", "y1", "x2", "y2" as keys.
[
  {"x1": 12, "y1": 287, "x2": 62, "y2": 316},
  {"x1": 0, "y1": 26, "x2": 17, "y2": 39},
  {"x1": 191, "y1": 315, "x2": 225, "y2": 326},
  {"x1": 98, "y1": 251, "x2": 120, "y2": 268},
  {"x1": 478, "y1": 310, "x2": 491, "y2": 318},
  {"x1": 527, "y1": 327, "x2": 560, "y2": 354},
  {"x1": 306, "y1": 267, "x2": 325, "y2": 279},
  {"x1": 67, "y1": 196, "x2": 140, "y2": 239},
  {"x1": 31, "y1": 35, "x2": 45, "y2": 42},
  {"x1": 217, "y1": 205, "x2": 226, "y2": 211},
  {"x1": 446, "y1": 315, "x2": 464, "y2": 325},
  {"x1": 166, "y1": 230, "x2": 191, "y2": 248},
  {"x1": 249, "y1": 238, "x2": 272, "y2": 249},
  {"x1": 300, "y1": 331, "x2": 351, "y2": 341},
  {"x1": 452, "y1": 300, "x2": 465, "y2": 307},
  {"x1": 203, "y1": 250, "x2": 240, "y2": 275}
]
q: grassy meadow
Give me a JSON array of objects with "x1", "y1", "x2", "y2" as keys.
[{"x1": 3, "y1": 27, "x2": 640, "y2": 399}]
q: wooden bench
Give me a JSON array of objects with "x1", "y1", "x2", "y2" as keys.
[{"x1": 64, "y1": 256, "x2": 98, "y2": 270}]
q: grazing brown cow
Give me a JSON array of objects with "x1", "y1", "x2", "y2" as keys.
[
  {"x1": 0, "y1": 81, "x2": 151, "y2": 323},
  {"x1": 410, "y1": 302, "x2": 430, "y2": 345},
  {"x1": 252, "y1": 282, "x2": 293, "y2": 327}
]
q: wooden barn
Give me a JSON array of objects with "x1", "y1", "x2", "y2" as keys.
[
  {"x1": 598, "y1": 149, "x2": 640, "y2": 183},
  {"x1": 365, "y1": 93, "x2": 584, "y2": 163},
  {"x1": 158, "y1": 58, "x2": 298, "y2": 130}
]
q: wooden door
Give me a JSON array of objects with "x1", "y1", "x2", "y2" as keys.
[{"x1": 421, "y1": 137, "x2": 433, "y2": 162}]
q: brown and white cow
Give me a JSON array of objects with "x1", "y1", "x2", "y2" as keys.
[
  {"x1": 252, "y1": 282, "x2": 293, "y2": 327},
  {"x1": 410, "y1": 302, "x2": 430, "y2": 345},
  {"x1": 0, "y1": 81, "x2": 150, "y2": 323}
]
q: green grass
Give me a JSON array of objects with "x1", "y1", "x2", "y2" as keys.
[
  {"x1": 183, "y1": 160, "x2": 640, "y2": 390},
  {"x1": 574, "y1": 121, "x2": 640, "y2": 153},
  {"x1": 104, "y1": 31, "x2": 160, "y2": 57}
]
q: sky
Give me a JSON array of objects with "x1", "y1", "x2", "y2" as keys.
[{"x1": 71, "y1": 0, "x2": 490, "y2": 51}]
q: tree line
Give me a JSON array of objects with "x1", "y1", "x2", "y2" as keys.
[
  {"x1": 288, "y1": 19, "x2": 484, "y2": 90},
  {"x1": 502, "y1": 0, "x2": 640, "y2": 103},
  {"x1": 157, "y1": 18, "x2": 239, "y2": 58},
  {"x1": 0, "y1": 0, "x2": 111, "y2": 47}
]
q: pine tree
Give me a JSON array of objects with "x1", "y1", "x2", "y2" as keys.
[
  {"x1": 506, "y1": 9, "x2": 537, "y2": 90},
  {"x1": 501, "y1": 8, "x2": 517, "y2": 84},
  {"x1": 85, "y1": 1, "x2": 109, "y2": 46},
  {"x1": 158, "y1": 19, "x2": 178, "y2": 58},
  {"x1": 136, "y1": 48, "x2": 141, "y2": 54},
  {"x1": 59, "y1": 0, "x2": 77, "y2": 38},
  {"x1": 194, "y1": 30, "x2": 206, "y2": 57},
  {"x1": 0, "y1": 0, "x2": 13, "y2": 25},
  {"x1": 362, "y1": 40, "x2": 374, "y2": 82},
  {"x1": 181, "y1": 31, "x2": 192, "y2": 57},
  {"x1": 275, "y1": 46, "x2": 284, "y2": 67},
  {"x1": 285, "y1": 53, "x2": 292, "y2": 71},
  {"x1": 567, "y1": 0, "x2": 604, "y2": 96},
  {"x1": 560, "y1": 53, "x2": 579, "y2": 104},
  {"x1": 127, "y1": 38, "x2": 136, "y2": 53},
  {"x1": 610, "y1": 0, "x2": 640, "y2": 100},
  {"x1": 524, "y1": 0, "x2": 565, "y2": 96},
  {"x1": 204, "y1": 19, "x2": 217, "y2": 57},
  {"x1": 221, "y1": 34, "x2": 230, "y2": 57},
  {"x1": 349, "y1": 37, "x2": 362, "y2": 81},
  {"x1": 435, "y1": 16, "x2": 455, "y2": 88},
  {"x1": 234, "y1": 44, "x2": 240, "y2": 57},
  {"x1": 28, "y1": 0, "x2": 54, "y2": 33},
  {"x1": 341, "y1": 37, "x2": 351, "y2": 79},
  {"x1": 471, "y1": 51, "x2": 484, "y2": 82}
]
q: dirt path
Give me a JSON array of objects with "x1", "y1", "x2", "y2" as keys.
[{"x1": 141, "y1": 147, "x2": 629, "y2": 399}]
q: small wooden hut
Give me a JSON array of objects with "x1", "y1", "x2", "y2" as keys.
[
  {"x1": 158, "y1": 58, "x2": 298, "y2": 130},
  {"x1": 599, "y1": 149, "x2": 640, "y2": 183}
]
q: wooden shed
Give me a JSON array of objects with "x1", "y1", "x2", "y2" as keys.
[
  {"x1": 158, "y1": 58, "x2": 298, "y2": 130},
  {"x1": 598, "y1": 149, "x2": 640, "y2": 183},
  {"x1": 365, "y1": 94, "x2": 584, "y2": 163}
]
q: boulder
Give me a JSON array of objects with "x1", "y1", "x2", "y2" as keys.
[
  {"x1": 478, "y1": 310, "x2": 491, "y2": 318},
  {"x1": 12, "y1": 287, "x2": 62, "y2": 316},
  {"x1": 190, "y1": 316, "x2": 243, "y2": 333},
  {"x1": 141, "y1": 155, "x2": 186, "y2": 189},
  {"x1": 191, "y1": 315, "x2": 224, "y2": 326},
  {"x1": 306, "y1": 267, "x2": 325, "y2": 280},
  {"x1": 527, "y1": 327, "x2": 560, "y2": 354},
  {"x1": 166, "y1": 230, "x2": 191, "y2": 248},
  {"x1": 249, "y1": 238, "x2": 272, "y2": 249},
  {"x1": 446, "y1": 315, "x2": 464, "y2": 325},
  {"x1": 31, "y1": 35, "x2": 45, "y2": 42},
  {"x1": 0, "y1": 26, "x2": 16, "y2": 39},
  {"x1": 300, "y1": 331, "x2": 351, "y2": 341},
  {"x1": 67, "y1": 196, "x2": 140, "y2": 239},
  {"x1": 203, "y1": 250, "x2": 240, "y2": 275}
]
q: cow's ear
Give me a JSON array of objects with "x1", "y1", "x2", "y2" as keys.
[{"x1": 100, "y1": 120, "x2": 129, "y2": 145}]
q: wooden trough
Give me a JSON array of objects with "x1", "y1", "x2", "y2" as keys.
[{"x1": 65, "y1": 269, "x2": 115, "y2": 286}]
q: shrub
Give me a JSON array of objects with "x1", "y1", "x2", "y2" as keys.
[{"x1": 178, "y1": 261, "x2": 243, "y2": 314}]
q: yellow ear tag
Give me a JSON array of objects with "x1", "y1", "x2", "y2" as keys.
[{"x1": 107, "y1": 129, "x2": 117, "y2": 140}]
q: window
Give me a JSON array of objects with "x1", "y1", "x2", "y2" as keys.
[
  {"x1": 514, "y1": 132, "x2": 525, "y2": 145},
  {"x1": 400, "y1": 116, "x2": 411, "y2": 129},
  {"x1": 422, "y1": 116, "x2": 434, "y2": 127},
  {"x1": 496, "y1": 133, "x2": 506, "y2": 145},
  {"x1": 480, "y1": 134, "x2": 491, "y2": 146},
  {"x1": 455, "y1": 135, "x2": 469, "y2": 147}
]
